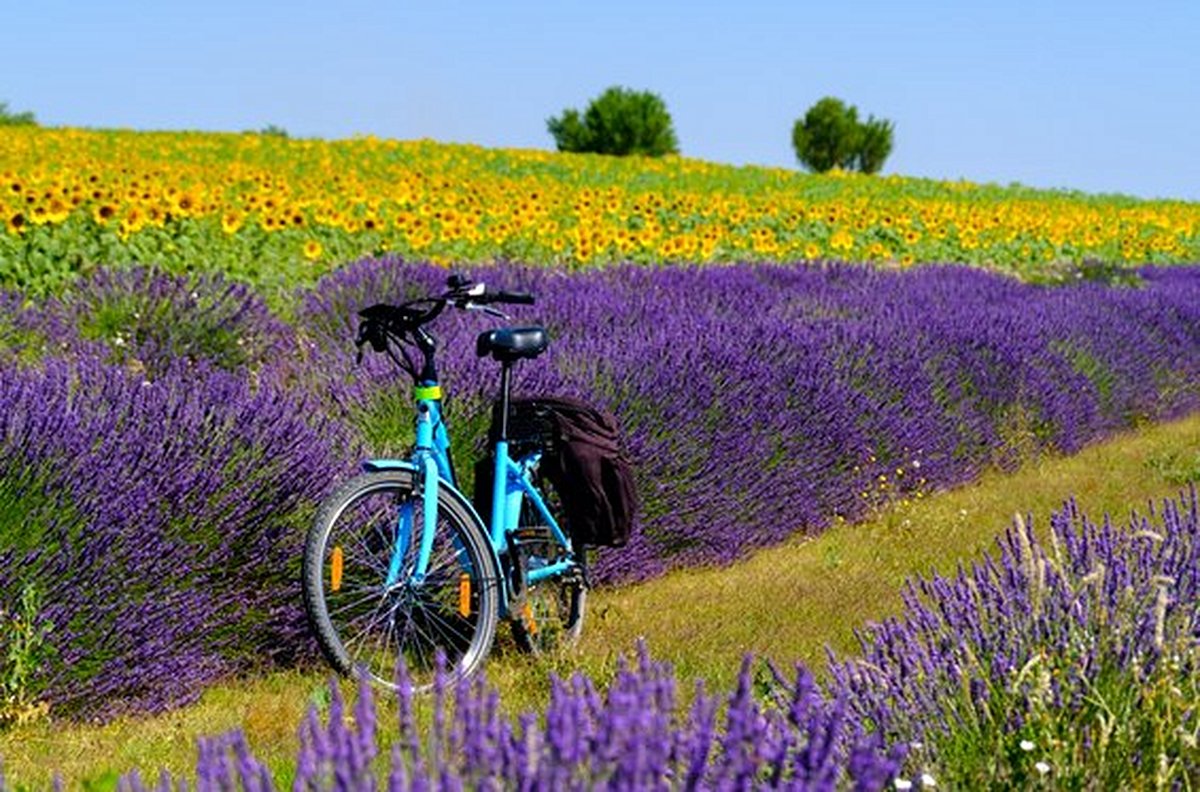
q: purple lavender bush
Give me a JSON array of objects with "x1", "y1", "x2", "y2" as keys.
[
  {"x1": 26, "y1": 490, "x2": 1191, "y2": 790},
  {"x1": 828, "y1": 491, "x2": 1200, "y2": 788},
  {"x1": 0, "y1": 357, "x2": 355, "y2": 719},
  {"x1": 0, "y1": 292, "x2": 48, "y2": 366},
  {"x1": 88, "y1": 647, "x2": 903, "y2": 791},
  {"x1": 6, "y1": 267, "x2": 292, "y2": 376},
  {"x1": 293, "y1": 259, "x2": 1200, "y2": 584}
]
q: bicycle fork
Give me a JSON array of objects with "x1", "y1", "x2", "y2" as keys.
[
  {"x1": 385, "y1": 403, "x2": 444, "y2": 588},
  {"x1": 382, "y1": 455, "x2": 439, "y2": 588}
]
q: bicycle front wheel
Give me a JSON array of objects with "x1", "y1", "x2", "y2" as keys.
[{"x1": 303, "y1": 469, "x2": 500, "y2": 690}]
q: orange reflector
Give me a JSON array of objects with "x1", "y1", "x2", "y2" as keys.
[
  {"x1": 330, "y1": 546, "x2": 344, "y2": 592},
  {"x1": 458, "y1": 573, "x2": 472, "y2": 618},
  {"x1": 522, "y1": 601, "x2": 538, "y2": 635}
]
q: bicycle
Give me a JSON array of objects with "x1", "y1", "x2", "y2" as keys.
[{"x1": 302, "y1": 275, "x2": 587, "y2": 690}]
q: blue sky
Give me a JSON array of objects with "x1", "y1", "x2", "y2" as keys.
[{"x1": 4, "y1": 0, "x2": 1198, "y2": 200}]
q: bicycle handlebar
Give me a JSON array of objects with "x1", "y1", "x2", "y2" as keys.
[
  {"x1": 491, "y1": 290, "x2": 535, "y2": 305},
  {"x1": 353, "y1": 275, "x2": 535, "y2": 369}
]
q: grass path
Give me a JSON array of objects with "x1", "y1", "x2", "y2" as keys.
[{"x1": 4, "y1": 413, "x2": 1200, "y2": 785}]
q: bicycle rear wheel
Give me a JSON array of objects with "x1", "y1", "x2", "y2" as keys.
[
  {"x1": 509, "y1": 473, "x2": 587, "y2": 654},
  {"x1": 303, "y1": 469, "x2": 499, "y2": 690}
]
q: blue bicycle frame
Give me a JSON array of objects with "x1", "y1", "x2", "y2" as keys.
[{"x1": 363, "y1": 380, "x2": 577, "y2": 616}]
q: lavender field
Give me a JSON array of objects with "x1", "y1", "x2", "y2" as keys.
[
  {"x1": 7, "y1": 491, "x2": 1193, "y2": 789},
  {"x1": 2, "y1": 259, "x2": 1200, "y2": 727}
]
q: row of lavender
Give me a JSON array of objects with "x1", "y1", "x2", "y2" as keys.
[
  {"x1": 300, "y1": 260, "x2": 1200, "y2": 583},
  {"x1": 2, "y1": 260, "x2": 1200, "y2": 720},
  {"x1": 7, "y1": 492, "x2": 1193, "y2": 788}
]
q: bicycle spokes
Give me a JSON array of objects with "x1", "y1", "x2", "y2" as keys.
[
  {"x1": 386, "y1": 499, "x2": 414, "y2": 588},
  {"x1": 310, "y1": 476, "x2": 497, "y2": 688}
]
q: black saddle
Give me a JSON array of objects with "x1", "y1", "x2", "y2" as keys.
[{"x1": 476, "y1": 326, "x2": 549, "y2": 363}]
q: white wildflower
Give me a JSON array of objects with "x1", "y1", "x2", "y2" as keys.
[
  {"x1": 1035, "y1": 761, "x2": 1051, "y2": 775},
  {"x1": 920, "y1": 773, "x2": 937, "y2": 787},
  {"x1": 893, "y1": 779, "x2": 913, "y2": 791},
  {"x1": 1154, "y1": 584, "x2": 1169, "y2": 652},
  {"x1": 1020, "y1": 739, "x2": 1035, "y2": 752}
]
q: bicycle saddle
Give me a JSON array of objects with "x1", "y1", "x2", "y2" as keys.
[{"x1": 476, "y1": 326, "x2": 549, "y2": 362}]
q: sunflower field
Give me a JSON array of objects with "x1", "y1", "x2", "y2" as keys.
[{"x1": 3, "y1": 127, "x2": 1199, "y2": 295}]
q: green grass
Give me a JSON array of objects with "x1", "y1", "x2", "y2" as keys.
[{"x1": 4, "y1": 411, "x2": 1200, "y2": 785}]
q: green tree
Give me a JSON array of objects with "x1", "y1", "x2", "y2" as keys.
[
  {"x1": 855, "y1": 116, "x2": 894, "y2": 175},
  {"x1": 791, "y1": 97, "x2": 861, "y2": 172},
  {"x1": 546, "y1": 109, "x2": 591, "y2": 153},
  {"x1": 0, "y1": 101, "x2": 37, "y2": 127},
  {"x1": 791, "y1": 97, "x2": 893, "y2": 174},
  {"x1": 548, "y1": 86, "x2": 679, "y2": 157}
]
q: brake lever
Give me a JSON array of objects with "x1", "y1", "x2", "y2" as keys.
[{"x1": 465, "y1": 302, "x2": 509, "y2": 319}]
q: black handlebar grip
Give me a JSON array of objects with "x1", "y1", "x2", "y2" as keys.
[{"x1": 496, "y1": 290, "x2": 535, "y2": 305}]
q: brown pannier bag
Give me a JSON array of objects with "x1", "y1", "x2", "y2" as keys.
[{"x1": 473, "y1": 396, "x2": 637, "y2": 548}]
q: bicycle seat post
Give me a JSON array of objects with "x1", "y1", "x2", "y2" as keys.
[{"x1": 496, "y1": 361, "x2": 513, "y2": 441}]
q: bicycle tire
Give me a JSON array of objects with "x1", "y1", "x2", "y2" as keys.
[
  {"x1": 303, "y1": 469, "x2": 499, "y2": 690},
  {"x1": 509, "y1": 472, "x2": 587, "y2": 654}
]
